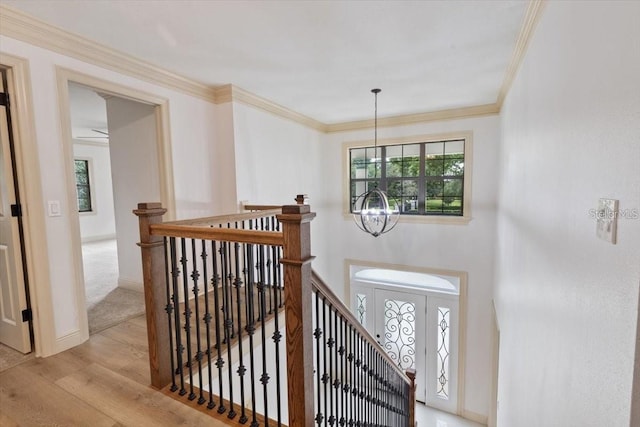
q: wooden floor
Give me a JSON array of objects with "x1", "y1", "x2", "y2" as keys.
[{"x1": 0, "y1": 315, "x2": 232, "y2": 426}]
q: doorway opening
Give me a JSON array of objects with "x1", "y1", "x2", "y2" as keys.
[
  {"x1": 58, "y1": 68, "x2": 175, "y2": 343},
  {"x1": 347, "y1": 261, "x2": 466, "y2": 416},
  {"x1": 67, "y1": 82, "x2": 151, "y2": 334}
]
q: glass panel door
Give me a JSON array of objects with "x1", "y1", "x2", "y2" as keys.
[{"x1": 374, "y1": 288, "x2": 426, "y2": 402}]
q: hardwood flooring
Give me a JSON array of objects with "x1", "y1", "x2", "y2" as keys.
[{"x1": 0, "y1": 315, "x2": 232, "y2": 426}]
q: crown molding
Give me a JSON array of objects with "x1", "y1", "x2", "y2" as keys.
[
  {"x1": 214, "y1": 84, "x2": 327, "y2": 132},
  {"x1": 496, "y1": 0, "x2": 546, "y2": 108},
  {"x1": 0, "y1": 2, "x2": 543, "y2": 134},
  {"x1": 326, "y1": 103, "x2": 500, "y2": 133},
  {"x1": 0, "y1": 4, "x2": 217, "y2": 103}
]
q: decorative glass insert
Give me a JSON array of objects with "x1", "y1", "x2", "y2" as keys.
[
  {"x1": 74, "y1": 159, "x2": 92, "y2": 212},
  {"x1": 383, "y1": 299, "x2": 416, "y2": 370},
  {"x1": 356, "y1": 293, "x2": 366, "y2": 326},
  {"x1": 436, "y1": 306, "x2": 450, "y2": 398}
]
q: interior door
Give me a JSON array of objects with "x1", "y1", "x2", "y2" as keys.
[
  {"x1": 373, "y1": 288, "x2": 426, "y2": 402},
  {"x1": 0, "y1": 68, "x2": 31, "y2": 353}
]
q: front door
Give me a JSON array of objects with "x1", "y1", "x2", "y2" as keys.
[
  {"x1": 0, "y1": 67, "x2": 31, "y2": 353},
  {"x1": 373, "y1": 288, "x2": 427, "y2": 402}
]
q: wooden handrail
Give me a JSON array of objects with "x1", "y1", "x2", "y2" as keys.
[
  {"x1": 243, "y1": 204, "x2": 282, "y2": 211},
  {"x1": 150, "y1": 223, "x2": 284, "y2": 246},
  {"x1": 164, "y1": 208, "x2": 281, "y2": 227},
  {"x1": 310, "y1": 270, "x2": 411, "y2": 386}
]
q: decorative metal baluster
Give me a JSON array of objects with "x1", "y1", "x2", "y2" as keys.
[
  {"x1": 270, "y1": 243, "x2": 283, "y2": 426},
  {"x1": 245, "y1": 243, "x2": 259, "y2": 427},
  {"x1": 264, "y1": 219, "x2": 273, "y2": 316},
  {"x1": 211, "y1": 241, "x2": 226, "y2": 414},
  {"x1": 339, "y1": 316, "x2": 346, "y2": 427},
  {"x1": 169, "y1": 238, "x2": 183, "y2": 394},
  {"x1": 322, "y1": 298, "x2": 329, "y2": 427},
  {"x1": 314, "y1": 291, "x2": 323, "y2": 426},
  {"x1": 233, "y1": 241, "x2": 248, "y2": 424},
  {"x1": 180, "y1": 238, "x2": 196, "y2": 401},
  {"x1": 327, "y1": 304, "x2": 335, "y2": 426},
  {"x1": 273, "y1": 217, "x2": 284, "y2": 310},
  {"x1": 200, "y1": 240, "x2": 215, "y2": 409},
  {"x1": 162, "y1": 237, "x2": 177, "y2": 393},
  {"x1": 333, "y1": 308, "x2": 340, "y2": 426},
  {"x1": 257, "y1": 243, "x2": 270, "y2": 425},
  {"x1": 347, "y1": 323, "x2": 354, "y2": 427},
  {"x1": 220, "y1": 241, "x2": 236, "y2": 419},
  {"x1": 190, "y1": 239, "x2": 205, "y2": 405}
]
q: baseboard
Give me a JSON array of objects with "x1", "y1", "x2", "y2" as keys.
[
  {"x1": 81, "y1": 233, "x2": 116, "y2": 243},
  {"x1": 462, "y1": 409, "x2": 488, "y2": 425},
  {"x1": 118, "y1": 278, "x2": 143, "y2": 292},
  {"x1": 53, "y1": 328, "x2": 88, "y2": 355}
]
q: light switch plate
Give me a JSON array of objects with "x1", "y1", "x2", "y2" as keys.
[
  {"x1": 596, "y1": 198, "x2": 618, "y2": 244},
  {"x1": 48, "y1": 200, "x2": 61, "y2": 217}
]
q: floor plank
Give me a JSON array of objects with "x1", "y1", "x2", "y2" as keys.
[
  {"x1": 56, "y1": 362, "x2": 229, "y2": 427},
  {"x1": 0, "y1": 365, "x2": 118, "y2": 426}
]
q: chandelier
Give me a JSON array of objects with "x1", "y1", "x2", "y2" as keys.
[{"x1": 352, "y1": 89, "x2": 400, "y2": 237}]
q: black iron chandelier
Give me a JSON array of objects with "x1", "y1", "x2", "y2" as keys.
[{"x1": 352, "y1": 88, "x2": 400, "y2": 237}]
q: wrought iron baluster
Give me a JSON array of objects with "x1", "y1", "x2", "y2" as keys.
[
  {"x1": 245, "y1": 243, "x2": 259, "y2": 427},
  {"x1": 257, "y1": 243, "x2": 270, "y2": 425},
  {"x1": 190, "y1": 239, "x2": 205, "y2": 405},
  {"x1": 180, "y1": 238, "x2": 196, "y2": 401},
  {"x1": 233, "y1": 241, "x2": 248, "y2": 424},
  {"x1": 327, "y1": 304, "x2": 335, "y2": 426},
  {"x1": 162, "y1": 237, "x2": 177, "y2": 393},
  {"x1": 200, "y1": 239, "x2": 215, "y2": 409},
  {"x1": 339, "y1": 315, "x2": 346, "y2": 427},
  {"x1": 211, "y1": 241, "x2": 226, "y2": 414},
  {"x1": 270, "y1": 243, "x2": 283, "y2": 426},
  {"x1": 314, "y1": 291, "x2": 323, "y2": 426},
  {"x1": 169, "y1": 237, "x2": 184, "y2": 395},
  {"x1": 221, "y1": 241, "x2": 236, "y2": 419}
]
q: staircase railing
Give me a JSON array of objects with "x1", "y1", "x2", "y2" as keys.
[{"x1": 134, "y1": 197, "x2": 416, "y2": 426}]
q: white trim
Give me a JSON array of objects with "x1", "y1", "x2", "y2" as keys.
[
  {"x1": 328, "y1": 104, "x2": 499, "y2": 133},
  {"x1": 496, "y1": 0, "x2": 546, "y2": 108},
  {"x1": 0, "y1": 52, "x2": 54, "y2": 357},
  {"x1": 0, "y1": 3, "x2": 545, "y2": 133},
  {"x1": 56, "y1": 67, "x2": 176, "y2": 350},
  {"x1": 0, "y1": 4, "x2": 217, "y2": 104},
  {"x1": 342, "y1": 131, "x2": 473, "y2": 225}
]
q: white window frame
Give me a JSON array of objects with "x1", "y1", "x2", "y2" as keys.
[{"x1": 342, "y1": 131, "x2": 473, "y2": 225}]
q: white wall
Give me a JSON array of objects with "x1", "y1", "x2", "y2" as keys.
[
  {"x1": 495, "y1": 2, "x2": 640, "y2": 426},
  {"x1": 232, "y1": 102, "x2": 324, "y2": 207},
  {"x1": 105, "y1": 97, "x2": 159, "y2": 289},
  {"x1": 0, "y1": 35, "x2": 222, "y2": 354},
  {"x1": 321, "y1": 115, "x2": 501, "y2": 421},
  {"x1": 72, "y1": 140, "x2": 116, "y2": 241}
]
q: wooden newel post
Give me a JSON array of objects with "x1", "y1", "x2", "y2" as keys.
[
  {"x1": 406, "y1": 368, "x2": 417, "y2": 427},
  {"x1": 278, "y1": 202, "x2": 316, "y2": 427},
  {"x1": 133, "y1": 202, "x2": 171, "y2": 390}
]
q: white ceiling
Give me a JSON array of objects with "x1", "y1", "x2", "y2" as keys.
[{"x1": 4, "y1": 0, "x2": 528, "y2": 124}]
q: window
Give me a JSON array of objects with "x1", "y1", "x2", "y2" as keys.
[
  {"x1": 74, "y1": 159, "x2": 92, "y2": 212},
  {"x1": 349, "y1": 138, "x2": 466, "y2": 216}
]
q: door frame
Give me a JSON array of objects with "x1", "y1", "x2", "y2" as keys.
[
  {"x1": 344, "y1": 258, "x2": 468, "y2": 416},
  {"x1": 56, "y1": 67, "x2": 176, "y2": 345},
  {"x1": 0, "y1": 53, "x2": 49, "y2": 356}
]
